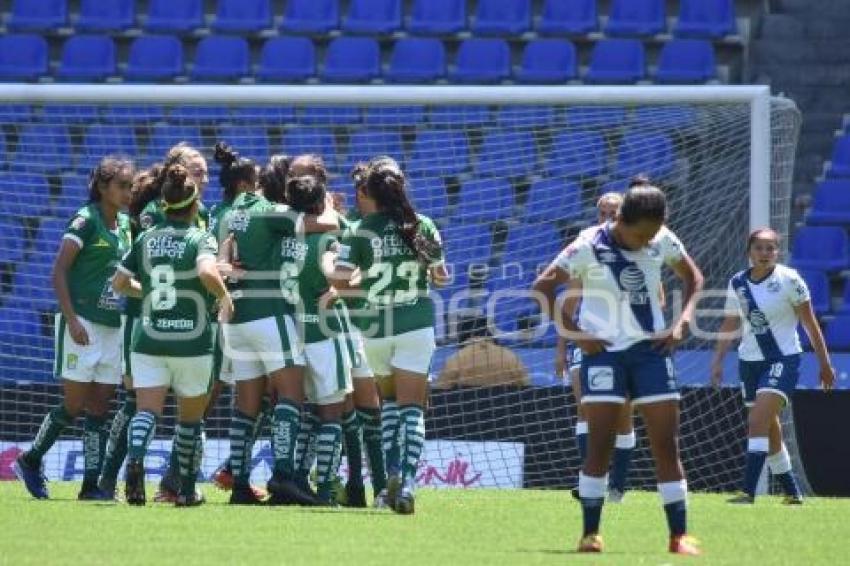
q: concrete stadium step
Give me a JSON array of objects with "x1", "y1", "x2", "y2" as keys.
[{"x1": 752, "y1": 40, "x2": 850, "y2": 65}]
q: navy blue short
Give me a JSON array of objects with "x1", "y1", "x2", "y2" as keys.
[
  {"x1": 739, "y1": 354, "x2": 800, "y2": 407},
  {"x1": 580, "y1": 341, "x2": 679, "y2": 405}
]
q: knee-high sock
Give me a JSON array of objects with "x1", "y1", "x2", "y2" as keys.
[
  {"x1": 399, "y1": 405, "x2": 425, "y2": 489},
  {"x1": 82, "y1": 414, "x2": 108, "y2": 487},
  {"x1": 659, "y1": 480, "x2": 688, "y2": 537},
  {"x1": 229, "y1": 411, "x2": 256, "y2": 489},
  {"x1": 272, "y1": 400, "x2": 300, "y2": 476},
  {"x1": 25, "y1": 405, "x2": 72, "y2": 465},
  {"x1": 294, "y1": 410, "x2": 320, "y2": 483},
  {"x1": 358, "y1": 407, "x2": 386, "y2": 493},
  {"x1": 315, "y1": 422, "x2": 343, "y2": 502},
  {"x1": 127, "y1": 410, "x2": 157, "y2": 461},
  {"x1": 608, "y1": 432, "x2": 635, "y2": 493},
  {"x1": 575, "y1": 421, "x2": 588, "y2": 462},
  {"x1": 175, "y1": 421, "x2": 201, "y2": 497},
  {"x1": 382, "y1": 399, "x2": 401, "y2": 477},
  {"x1": 743, "y1": 437, "x2": 769, "y2": 497},
  {"x1": 579, "y1": 472, "x2": 607, "y2": 536},
  {"x1": 100, "y1": 392, "x2": 136, "y2": 484},
  {"x1": 767, "y1": 444, "x2": 801, "y2": 498},
  {"x1": 342, "y1": 411, "x2": 364, "y2": 486}
]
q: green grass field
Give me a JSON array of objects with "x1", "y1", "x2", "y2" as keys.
[{"x1": 1, "y1": 483, "x2": 848, "y2": 565}]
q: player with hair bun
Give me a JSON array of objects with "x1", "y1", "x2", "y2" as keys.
[
  {"x1": 16, "y1": 155, "x2": 134, "y2": 501},
  {"x1": 712, "y1": 228, "x2": 835, "y2": 504}
]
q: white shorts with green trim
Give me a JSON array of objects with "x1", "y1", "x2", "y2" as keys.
[
  {"x1": 349, "y1": 328, "x2": 374, "y2": 379},
  {"x1": 304, "y1": 335, "x2": 354, "y2": 405},
  {"x1": 223, "y1": 315, "x2": 305, "y2": 382},
  {"x1": 54, "y1": 314, "x2": 123, "y2": 385},
  {"x1": 131, "y1": 353, "x2": 213, "y2": 398},
  {"x1": 364, "y1": 327, "x2": 435, "y2": 377}
]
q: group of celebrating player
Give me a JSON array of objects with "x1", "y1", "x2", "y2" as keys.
[
  {"x1": 12, "y1": 136, "x2": 837, "y2": 555},
  {"x1": 14, "y1": 140, "x2": 446, "y2": 515}
]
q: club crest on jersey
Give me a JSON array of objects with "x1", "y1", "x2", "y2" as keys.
[
  {"x1": 646, "y1": 243, "x2": 660, "y2": 258},
  {"x1": 66, "y1": 353, "x2": 77, "y2": 370},
  {"x1": 767, "y1": 278, "x2": 781, "y2": 293},
  {"x1": 140, "y1": 214, "x2": 153, "y2": 230},
  {"x1": 228, "y1": 210, "x2": 250, "y2": 232},
  {"x1": 71, "y1": 216, "x2": 86, "y2": 231},
  {"x1": 748, "y1": 310, "x2": 770, "y2": 334}
]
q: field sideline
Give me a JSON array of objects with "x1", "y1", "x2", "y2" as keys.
[{"x1": 1, "y1": 483, "x2": 847, "y2": 565}]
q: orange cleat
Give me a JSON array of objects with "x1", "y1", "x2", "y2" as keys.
[
  {"x1": 669, "y1": 534, "x2": 702, "y2": 556},
  {"x1": 577, "y1": 534, "x2": 604, "y2": 553}
]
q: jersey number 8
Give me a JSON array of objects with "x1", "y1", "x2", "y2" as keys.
[{"x1": 150, "y1": 264, "x2": 177, "y2": 311}]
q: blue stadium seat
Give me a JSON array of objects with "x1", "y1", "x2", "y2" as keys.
[
  {"x1": 408, "y1": 130, "x2": 470, "y2": 177},
  {"x1": 53, "y1": 171, "x2": 89, "y2": 215},
  {"x1": 0, "y1": 172, "x2": 51, "y2": 217},
  {"x1": 0, "y1": 35, "x2": 48, "y2": 81},
  {"x1": 656, "y1": 39, "x2": 716, "y2": 83},
  {"x1": 42, "y1": 104, "x2": 99, "y2": 124},
  {"x1": 301, "y1": 106, "x2": 361, "y2": 126},
  {"x1": 281, "y1": 0, "x2": 339, "y2": 33},
  {"x1": 231, "y1": 106, "x2": 296, "y2": 124},
  {"x1": 472, "y1": 0, "x2": 531, "y2": 36},
  {"x1": 827, "y1": 136, "x2": 850, "y2": 179},
  {"x1": 148, "y1": 124, "x2": 203, "y2": 159},
  {"x1": 675, "y1": 0, "x2": 737, "y2": 38},
  {"x1": 452, "y1": 39, "x2": 511, "y2": 83},
  {"x1": 0, "y1": 218, "x2": 25, "y2": 264},
  {"x1": 791, "y1": 226, "x2": 849, "y2": 272},
  {"x1": 517, "y1": 39, "x2": 577, "y2": 83},
  {"x1": 408, "y1": 176, "x2": 449, "y2": 221},
  {"x1": 344, "y1": 0, "x2": 402, "y2": 34},
  {"x1": 408, "y1": 0, "x2": 466, "y2": 35},
  {"x1": 442, "y1": 223, "x2": 493, "y2": 266},
  {"x1": 838, "y1": 279, "x2": 850, "y2": 314},
  {"x1": 145, "y1": 0, "x2": 203, "y2": 32},
  {"x1": 0, "y1": 104, "x2": 34, "y2": 124},
  {"x1": 428, "y1": 106, "x2": 491, "y2": 127},
  {"x1": 632, "y1": 105, "x2": 698, "y2": 129},
  {"x1": 364, "y1": 106, "x2": 426, "y2": 127},
  {"x1": 15, "y1": 125, "x2": 71, "y2": 174},
  {"x1": 125, "y1": 35, "x2": 183, "y2": 81},
  {"x1": 503, "y1": 222, "x2": 562, "y2": 268},
  {"x1": 496, "y1": 105, "x2": 559, "y2": 129},
  {"x1": 321, "y1": 37, "x2": 381, "y2": 82},
  {"x1": 476, "y1": 130, "x2": 537, "y2": 178},
  {"x1": 57, "y1": 35, "x2": 116, "y2": 81},
  {"x1": 168, "y1": 105, "x2": 229, "y2": 124},
  {"x1": 0, "y1": 307, "x2": 53, "y2": 379},
  {"x1": 257, "y1": 37, "x2": 315, "y2": 82},
  {"x1": 213, "y1": 0, "x2": 272, "y2": 32},
  {"x1": 807, "y1": 180, "x2": 850, "y2": 225},
  {"x1": 79, "y1": 124, "x2": 138, "y2": 172},
  {"x1": 77, "y1": 0, "x2": 135, "y2": 31},
  {"x1": 191, "y1": 36, "x2": 250, "y2": 81},
  {"x1": 545, "y1": 131, "x2": 607, "y2": 178},
  {"x1": 797, "y1": 269, "x2": 830, "y2": 315},
  {"x1": 7, "y1": 0, "x2": 67, "y2": 31},
  {"x1": 565, "y1": 105, "x2": 628, "y2": 128},
  {"x1": 585, "y1": 39, "x2": 645, "y2": 83},
  {"x1": 614, "y1": 132, "x2": 674, "y2": 178},
  {"x1": 523, "y1": 179, "x2": 582, "y2": 223},
  {"x1": 605, "y1": 0, "x2": 665, "y2": 36},
  {"x1": 537, "y1": 0, "x2": 597, "y2": 35},
  {"x1": 0, "y1": 133, "x2": 7, "y2": 170},
  {"x1": 343, "y1": 131, "x2": 404, "y2": 172},
  {"x1": 485, "y1": 270, "x2": 547, "y2": 344},
  {"x1": 386, "y1": 38, "x2": 446, "y2": 83},
  {"x1": 824, "y1": 314, "x2": 850, "y2": 350},
  {"x1": 454, "y1": 179, "x2": 514, "y2": 223},
  {"x1": 12, "y1": 261, "x2": 56, "y2": 311},
  {"x1": 281, "y1": 127, "x2": 338, "y2": 159},
  {"x1": 218, "y1": 126, "x2": 270, "y2": 161}
]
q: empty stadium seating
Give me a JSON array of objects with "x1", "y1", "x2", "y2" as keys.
[
  {"x1": 7, "y1": 0, "x2": 67, "y2": 31},
  {"x1": 57, "y1": 35, "x2": 116, "y2": 81},
  {"x1": 257, "y1": 37, "x2": 315, "y2": 82},
  {"x1": 585, "y1": 39, "x2": 646, "y2": 83},
  {"x1": 791, "y1": 226, "x2": 850, "y2": 272},
  {"x1": 656, "y1": 39, "x2": 717, "y2": 83},
  {"x1": 145, "y1": 0, "x2": 204, "y2": 33},
  {"x1": 125, "y1": 35, "x2": 184, "y2": 81},
  {"x1": 0, "y1": 35, "x2": 48, "y2": 81},
  {"x1": 827, "y1": 136, "x2": 850, "y2": 179},
  {"x1": 343, "y1": 0, "x2": 402, "y2": 34},
  {"x1": 675, "y1": 0, "x2": 737, "y2": 38},
  {"x1": 213, "y1": 0, "x2": 272, "y2": 33},
  {"x1": 408, "y1": 0, "x2": 466, "y2": 35},
  {"x1": 517, "y1": 40, "x2": 577, "y2": 84},
  {"x1": 537, "y1": 0, "x2": 597, "y2": 35},
  {"x1": 76, "y1": 0, "x2": 135, "y2": 32},
  {"x1": 807, "y1": 180, "x2": 850, "y2": 225},
  {"x1": 190, "y1": 36, "x2": 250, "y2": 81}
]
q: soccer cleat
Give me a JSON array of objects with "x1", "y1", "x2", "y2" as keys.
[
  {"x1": 211, "y1": 466, "x2": 234, "y2": 491},
  {"x1": 727, "y1": 492, "x2": 755, "y2": 504},
  {"x1": 385, "y1": 474, "x2": 402, "y2": 511},
  {"x1": 175, "y1": 491, "x2": 206, "y2": 507},
  {"x1": 229, "y1": 485, "x2": 266, "y2": 506},
  {"x1": 669, "y1": 534, "x2": 701, "y2": 556},
  {"x1": 344, "y1": 482, "x2": 367, "y2": 508},
  {"x1": 98, "y1": 477, "x2": 118, "y2": 501},
  {"x1": 154, "y1": 467, "x2": 181, "y2": 502},
  {"x1": 267, "y1": 473, "x2": 318, "y2": 506},
  {"x1": 125, "y1": 459, "x2": 146, "y2": 506},
  {"x1": 394, "y1": 488, "x2": 415, "y2": 515},
  {"x1": 570, "y1": 487, "x2": 580, "y2": 501},
  {"x1": 78, "y1": 485, "x2": 114, "y2": 501},
  {"x1": 373, "y1": 489, "x2": 391, "y2": 509},
  {"x1": 782, "y1": 494, "x2": 804, "y2": 505},
  {"x1": 14, "y1": 454, "x2": 48, "y2": 499},
  {"x1": 607, "y1": 488, "x2": 625, "y2": 504},
  {"x1": 577, "y1": 534, "x2": 604, "y2": 553}
]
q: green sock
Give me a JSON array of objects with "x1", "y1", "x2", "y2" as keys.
[
  {"x1": 175, "y1": 421, "x2": 201, "y2": 497},
  {"x1": 342, "y1": 411, "x2": 364, "y2": 486},
  {"x1": 82, "y1": 414, "x2": 108, "y2": 486},
  {"x1": 295, "y1": 410, "x2": 320, "y2": 483},
  {"x1": 382, "y1": 399, "x2": 401, "y2": 477},
  {"x1": 399, "y1": 405, "x2": 425, "y2": 489},
  {"x1": 358, "y1": 407, "x2": 386, "y2": 494},
  {"x1": 315, "y1": 422, "x2": 343, "y2": 502},
  {"x1": 100, "y1": 393, "x2": 136, "y2": 485},
  {"x1": 272, "y1": 400, "x2": 300, "y2": 477},
  {"x1": 192, "y1": 422, "x2": 205, "y2": 478},
  {"x1": 167, "y1": 433, "x2": 180, "y2": 477},
  {"x1": 229, "y1": 411, "x2": 255, "y2": 488},
  {"x1": 26, "y1": 404, "x2": 72, "y2": 464},
  {"x1": 127, "y1": 411, "x2": 157, "y2": 461}
]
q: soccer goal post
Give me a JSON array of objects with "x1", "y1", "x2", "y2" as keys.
[{"x1": 0, "y1": 84, "x2": 802, "y2": 493}]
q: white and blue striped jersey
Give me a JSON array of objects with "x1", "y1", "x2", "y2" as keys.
[
  {"x1": 554, "y1": 224, "x2": 687, "y2": 352},
  {"x1": 724, "y1": 263, "x2": 810, "y2": 362}
]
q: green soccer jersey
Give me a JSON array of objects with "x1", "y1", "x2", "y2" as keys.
[
  {"x1": 120, "y1": 220, "x2": 218, "y2": 357},
  {"x1": 208, "y1": 199, "x2": 234, "y2": 244},
  {"x1": 140, "y1": 199, "x2": 210, "y2": 232},
  {"x1": 62, "y1": 204, "x2": 132, "y2": 328},
  {"x1": 337, "y1": 212, "x2": 444, "y2": 338},
  {"x1": 226, "y1": 192, "x2": 303, "y2": 324}
]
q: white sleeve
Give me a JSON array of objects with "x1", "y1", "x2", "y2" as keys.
[
  {"x1": 658, "y1": 227, "x2": 687, "y2": 266},
  {"x1": 553, "y1": 240, "x2": 592, "y2": 279},
  {"x1": 785, "y1": 269, "x2": 811, "y2": 307},
  {"x1": 723, "y1": 280, "x2": 741, "y2": 315}
]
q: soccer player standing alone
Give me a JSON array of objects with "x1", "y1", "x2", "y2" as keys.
[
  {"x1": 711, "y1": 228, "x2": 834, "y2": 503},
  {"x1": 15, "y1": 156, "x2": 134, "y2": 500},
  {"x1": 533, "y1": 185, "x2": 704, "y2": 554}
]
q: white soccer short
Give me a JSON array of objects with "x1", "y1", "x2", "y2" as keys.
[
  {"x1": 54, "y1": 314, "x2": 123, "y2": 385},
  {"x1": 349, "y1": 328, "x2": 374, "y2": 379},
  {"x1": 131, "y1": 353, "x2": 213, "y2": 398},
  {"x1": 211, "y1": 322, "x2": 234, "y2": 385},
  {"x1": 304, "y1": 336, "x2": 354, "y2": 405},
  {"x1": 223, "y1": 315, "x2": 305, "y2": 382},
  {"x1": 364, "y1": 327, "x2": 435, "y2": 377}
]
